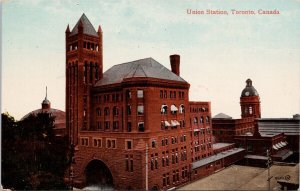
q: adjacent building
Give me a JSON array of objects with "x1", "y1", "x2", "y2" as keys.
[{"x1": 22, "y1": 87, "x2": 66, "y2": 136}]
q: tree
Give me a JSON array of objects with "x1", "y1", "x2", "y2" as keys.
[{"x1": 1, "y1": 112, "x2": 70, "y2": 190}]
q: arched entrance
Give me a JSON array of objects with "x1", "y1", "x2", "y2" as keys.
[{"x1": 85, "y1": 160, "x2": 113, "y2": 187}]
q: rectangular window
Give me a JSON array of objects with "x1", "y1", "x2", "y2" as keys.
[
  {"x1": 138, "y1": 122, "x2": 145, "y2": 132},
  {"x1": 97, "y1": 121, "x2": 102, "y2": 130},
  {"x1": 126, "y1": 140, "x2": 133, "y2": 150},
  {"x1": 127, "y1": 122, "x2": 132, "y2": 132},
  {"x1": 105, "y1": 121, "x2": 110, "y2": 129},
  {"x1": 125, "y1": 155, "x2": 129, "y2": 171},
  {"x1": 81, "y1": 137, "x2": 89, "y2": 146},
  {"x1": 137, "y1": 90, "x2": 144, "y2": 98},
  {"x1": 127, "y1": 105, "x2": 132, "y2": 115},
  {"x1": 130, "y1": 157, "x2": 133, "y2": 172},
  {"x1": 137, "y1": 105, "x2": 144, "y2": 115},
  {"x1": 106, "y1": 138, "x2": 116, "y2": 149},
  {"x1": 93, "y1": 138, "x2": 102, "y2": 147},
  {"x1": 113, "y1": 121, "x2": 119, "y2": 130}
]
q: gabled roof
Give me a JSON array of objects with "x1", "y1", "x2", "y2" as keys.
[
  {"x1": 95, "y1": 58, "x2": 187, "y2": 86},
  {"x1": 213, "y1": 113, "x2": 233, "y2": 119},
  {"x1": 70, "y1": 13, "x2": 98, "y2": 37}
]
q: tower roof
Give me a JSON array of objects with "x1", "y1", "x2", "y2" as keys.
[
  {"x1": 42, "y1": 86, "x2": 50, "y2": 109},
  {"x1": 95, "y1": 57, "x2": 187, "y2": 86},
  {"x1": 213, "y1": 113, "x2": 233, "y2": 119},
  {"x1": 241, "y1": 78, "x2": 259, "y2": 97},
  {"x1": 70, "y1": 13, "x2": 98, "y2": 37}
]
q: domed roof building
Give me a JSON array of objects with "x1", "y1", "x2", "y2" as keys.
[
  {"x1": 22, "y1": 87, "x2": 66, "y2": 136},
  {"x1": 241, "y1": 79, "x2": 259, "y2": 97},
  {"x1": 240, "y1": 79, "x2": 261, "y2": 119}
]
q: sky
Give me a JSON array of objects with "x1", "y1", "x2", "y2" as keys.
[{"x1": 2, "y1": 0, "x2": 300, "y2": 120}]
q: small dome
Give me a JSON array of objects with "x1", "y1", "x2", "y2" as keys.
[
  {"x1": 42, "y1": 98, "x2": 50, "y2": 105},
  {"x1": 241, "y1": 79, "x2": 259, "y2": 97}
]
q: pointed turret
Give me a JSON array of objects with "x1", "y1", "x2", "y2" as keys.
[
  {"x1": 70, "y1": 13, "x2": 98, "y2": 37},
  {"x1": 66, "y1": 24, "x2": 70, "y2": 33},
  {"x1": 97, "y1": 25, "x2": 102, "y2": 33}
]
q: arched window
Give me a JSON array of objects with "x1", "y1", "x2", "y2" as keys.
[
  {"x1": 90, "y1": 62, "x2": 94, "y2": 82},
  {"x1": 249, "y1": 106, "x2": 253, "y2": 114},
  {"x1": 96, "y1": 108, "x2": 101, "y2": 116},
  {"x1": 171, "y1": 104, "x2": 178, "y2": 114},
  {"x1": 179, "y1": 104, "x2": 185, "y2": 114},
  {"x1": 161, "y1": 104, "x2": 168, "y2": 114},
  {"x1": 126, "y1": 90, "x2": 131, "y2": 99},
  {"x1": 206, "y1": 116, "x2": 210, "y2": 123},
  {"x1": 113, "y1": 106, "x2": 118, "y2": 116},
  {"x1": 104, "y1": 107, "x2": 110, "y2": 116},
  {"x1": 95, "y1": 64, "x2": 99, "y2": 81},
  {"x1": 200, "y1": 117, "x2": 204, "y2": 123},
  {"x1": 194, "y1": 117, "x2": 198, "y2": 124}
]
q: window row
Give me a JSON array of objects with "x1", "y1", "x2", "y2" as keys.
[
  {"x1": 126, "y1": 89, "x2": 144, "y2": 99},
  {"x1": 161, "y1": 120, "x2": 185, "y2": 130},
  {"x1": 80, "y1": 137, "x2": 116, "y2": 149},
  {"x1": 160, "y1": 90, "x2": 185, "y2": 99},
  {"x1": 96, "y1": 121, "x2": 145, "y2": 132},
  {"x1": 95, "y1": 93, "x2": 123, "y2": 103},
  {"x1": 190, "y1": 107, "x2": 209, "y2": 113},
  {"x1": 161, "y1": 104, "x2": 185, "y2": 115},
  {"x1": 192, "y1": 116, "x2": 210, "y2": 124},
  {"x1": 96, "y1": 105, "x2": 144, "y2": 117},
  {"x1": 83, "y1": 61, "x2": 100, "y2": 83}
]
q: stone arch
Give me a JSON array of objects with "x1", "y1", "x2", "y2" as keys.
[{"x1": 84, "y1": 159, "x2": 113, "y2": 187}]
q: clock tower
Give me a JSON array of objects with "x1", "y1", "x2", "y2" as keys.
[{"x1": 240, "y1": 79, "x2": 261, "y2": 118}]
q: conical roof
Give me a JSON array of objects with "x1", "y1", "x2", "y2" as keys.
[{"x1": 70, "y1": 13, "x2": 98, "y2": 37}]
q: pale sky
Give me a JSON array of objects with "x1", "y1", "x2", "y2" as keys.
[{"x1": 2, "y1": 0, "x2": 300, "y2": 120}]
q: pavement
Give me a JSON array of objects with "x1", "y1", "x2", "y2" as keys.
[{"x1": 178, "y1": 164, "x2": 299, "y2": 190}]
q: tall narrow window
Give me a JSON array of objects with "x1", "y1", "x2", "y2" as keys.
[
  {"x1": 127, "y1": 105, "x2": 132, "y2": 115},
  {"x1": 138, "y1": 122, "x2": 145, "y2": 132},
  {"x1": 137, "y1": 105, "x2": 144, "y2": 115},
  {"x1": 104, "y1": 107, "x2": 110, "y2": 116},
  {"x1": 127, "y1": 122, "x2": 132, "y2": 132},
  {"x1": 249, "y1": 106, "x2": 253, "y2": 114},
  {"x1": 137, "y1": 90, "x2": 144, "y2": 98},
  {"x1": 113, "y1": 106, "x2": 119, "y2": 116}
]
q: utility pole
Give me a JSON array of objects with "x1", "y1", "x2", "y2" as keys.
[{"x1": 266, "y1": 149, "x2": 273, "y2": 191}]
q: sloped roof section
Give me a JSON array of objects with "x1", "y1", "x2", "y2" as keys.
[
  {"x1": 70, "y1": 13, "x2": 98, "y2": 37},
  {"x1": 213, "y1": 113, "x2": 233, "y2": 119},
  {"x1": 95, "y1": 58, "x2": 187, "y2": 86}
]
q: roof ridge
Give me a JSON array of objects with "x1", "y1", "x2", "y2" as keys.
[{"x1": 112, "y1": 57, "x2": 152, "y2": 67}]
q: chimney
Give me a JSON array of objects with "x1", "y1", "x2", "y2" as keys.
[{"x1": 170, "y1": 54, "x2": 180, "y2": 76}]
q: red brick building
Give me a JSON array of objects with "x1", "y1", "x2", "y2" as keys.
[
  {"x1": 212, "y1": 114, "x2": 254, "y2": 143},
  {"x1": 65, "y1": 14, "x2": 239, "y2": 190},
  {"x1": 212, "y1": 79, "x2": 259, "y2": 143},
  {"x1": 235, "y1": 123, "x2": 290, "y2": 165}
]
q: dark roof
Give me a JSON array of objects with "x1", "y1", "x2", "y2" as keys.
[
  {"x1": 95, "y1": 58, "x2": 187, "y2": 86},
  {"x1": 70, "y1": 13, "x2": 98, "y2": 37},
  {"x1": 241, "y1": 79, "x2": 259, "y2": 97},
  {"x1": 213, "y1": 113, "x2": 233, "y2": 119},
  {"x1": 22, "y1": 108, "x2": 66, "y2": 129}
]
